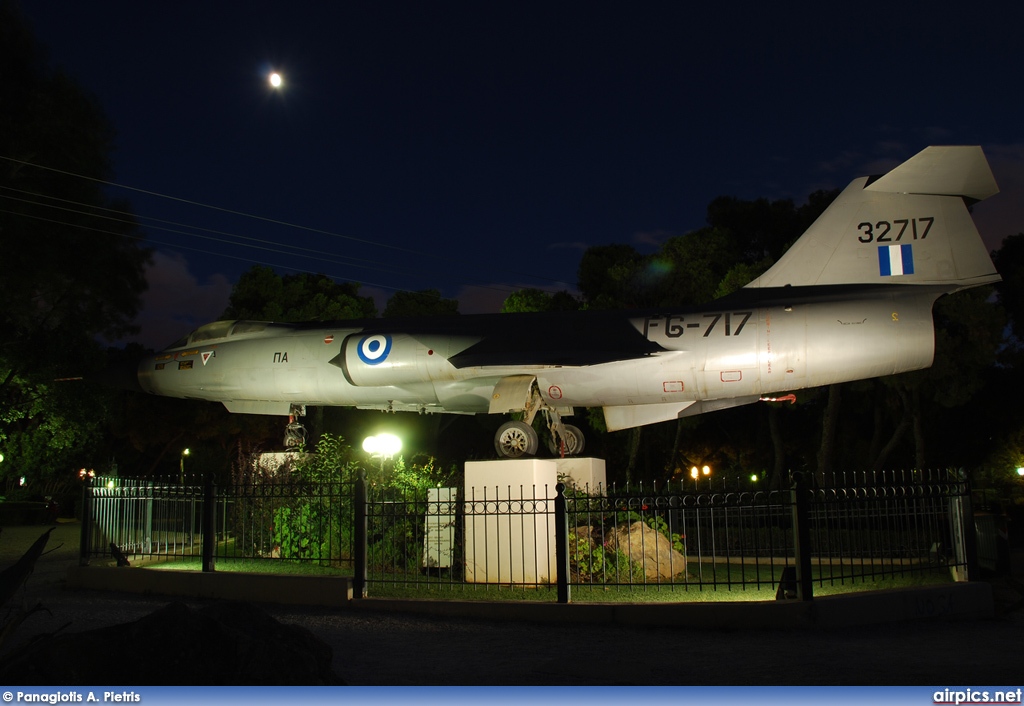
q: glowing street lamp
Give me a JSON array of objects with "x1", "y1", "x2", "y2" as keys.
[
  {"x1": 180, "y1": 448, "x2": 190, "y2": 484},
  {"x1": 363, "y1": 433, "x2": 402, "y2": 474},
  {"x1": 363, "y1": 433, "x2": 402, "y2": 458},
  {"x1": 690, "y1": 465, "x2": 712, "y2": 484},
  {"x1": 1017, "y1": 467, "x2": 1024, "y2": 478}
]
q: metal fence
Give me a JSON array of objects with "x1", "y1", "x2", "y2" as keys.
[
  {"x1": 356, "y1": 469, "x2": 973, "y2": 600},
  {"x1": 80, "y1": 468, "x2": 974, "y2": 602},
  {"x1": 80, "y1": 475, "x2": 355, "y2": 570}
]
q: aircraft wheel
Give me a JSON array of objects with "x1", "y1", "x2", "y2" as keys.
[
  {"x1": 494, "y1": 420, "x2": 539, "y2": 458},
  {"x1": 546, "y1": 424, "x2": 586, "y2": 456}
]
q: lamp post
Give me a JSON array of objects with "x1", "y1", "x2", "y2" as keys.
[
  {"x1": 690, "y1": 464, "x2": 712, "y2": 488},
  {"x1": 362, "y1": 433, "x2": 402, "y2": 475},
  {"x1": 180, "y1": 448, "x2": 190, "y2": 485}
]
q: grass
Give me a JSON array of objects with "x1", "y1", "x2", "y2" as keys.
[
  {"x1": 132, "y1": 553, "x2": 954, "y2": 602},
  {"x1": 128, "y1": 544, "x2": 956, "y2": 604},
  {"x1": 140, "y1": 557, "x2": 351, "y2": 576},
  {"x1": 362, "y1": 565, "x2": 954, "y2": 603}
]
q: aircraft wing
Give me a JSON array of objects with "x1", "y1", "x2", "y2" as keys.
[{"x1": 444, "y1": 312, "x2": 665, "y2": 368}]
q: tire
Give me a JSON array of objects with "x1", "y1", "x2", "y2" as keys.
[
  {"x1": 546, "y1": 423, "x2": 586, "y2": 456},
  {"x1": 494, "y1": 420, "x2": 539, "y2": 458}
]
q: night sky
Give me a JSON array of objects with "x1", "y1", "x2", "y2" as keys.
[{"x1": 17, "y1": 2, "x2": 1024, "y2": 348}]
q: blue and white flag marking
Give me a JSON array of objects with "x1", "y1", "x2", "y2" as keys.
[{"x1": 878, "y1": 244, "x2": 915, "y2": 276}]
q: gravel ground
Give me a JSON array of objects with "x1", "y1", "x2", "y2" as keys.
[{"x1": 2, "y1": 522, "x2": 1023, "y2": 686}]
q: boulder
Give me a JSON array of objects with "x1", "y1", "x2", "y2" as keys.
[
  {"x1": 0, "y1": 601, "x2": 344, "y2": 685},
  {"x1": 607, "y1": 520, "x2": 687, "y2": 580}
]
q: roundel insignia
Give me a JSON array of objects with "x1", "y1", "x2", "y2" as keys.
[{"x1": 357, "y1": 334, "x2": 392, "y2": 365}]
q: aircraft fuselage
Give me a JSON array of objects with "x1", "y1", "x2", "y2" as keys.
[{"x1": 138, "y1": 285, "x2": 939, "y2": 430}]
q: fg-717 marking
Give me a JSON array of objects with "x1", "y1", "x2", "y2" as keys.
[
  {"x1": 857, "y1": 217, "x2": 934, "y2": 243},
  {"x1": 643, "y1": 312, "x2": 753, "y2": 339},
  {"x1": 126, "y1": 147, "x2": 1001, "y2": 460}
]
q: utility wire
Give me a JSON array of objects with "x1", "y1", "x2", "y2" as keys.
[
  {"x1": 0, "y1": 187, "x2": 467, "y2": 283},
  {"x1": 0, "y1": 154, "x2": 575, "y2": 289},
  {"x1": 0, "y1": 204, "x2": 524, "y2": 298}
]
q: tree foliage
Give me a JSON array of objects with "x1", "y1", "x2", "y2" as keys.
[
  {"x1": 383, "y1": 289, "x2": 459, "y2": 318},
  {"x1": 993, "y1": 233, "x2": 1024, "y2": 344},
  {"x1": 0, "y1": 2, "x2": 149, "y2": 482},
  {"x1": 501, "y1": 288, "x2": 580, "y2": 313},
  {"x1": 222, "y1": 266, "x2": 376, "y2": 321}
]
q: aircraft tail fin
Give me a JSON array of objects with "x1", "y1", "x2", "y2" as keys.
[{"x1": 744, "y1": 146, "x2": 1001, "y2": 292}]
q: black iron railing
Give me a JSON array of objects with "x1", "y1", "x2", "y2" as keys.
[
  {"x1": 80, "y1": 474, "x2": 355, "y2": 570},
  {"x1": 80, "y1": 468, "x2": 973, "y2": 603}
]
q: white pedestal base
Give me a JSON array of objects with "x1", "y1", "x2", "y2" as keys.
[
  {"x1": 554, "y1": 457, "x2": 607, "y2": 495},
  {"x1": 463, "y1": 459, "x2": 558, "y2": 584}
]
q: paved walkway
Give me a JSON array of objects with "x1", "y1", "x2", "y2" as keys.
[{"x1": 2, "y1": 522, "x2": 1023, "y2": 685}]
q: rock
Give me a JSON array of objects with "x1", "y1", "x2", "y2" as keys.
[
  {"x1": 607, "y1": 520, "x2": 687, "y2": 580},
  {"x1": 570, "y1": 525, "x2": 597, "y2": 549},
  {"x1": 0, "y1": 601, "x2": 344, "y2": 685}
]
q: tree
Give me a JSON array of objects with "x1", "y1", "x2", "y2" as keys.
[
  {"x1": 383, "y1": 289, "x2": 458, "y2": 318},
  {"x1": 577, "y1": 244, "x2": 646, "y2": 309},
  {"x1": 993, "y1": 233, "x2": 1024, "y2": 343},
  {"x1": 0, "y1": 2, "x2": 149, "y2": 482},
  {"x1": 656, "y1": 227, "x2": 743, "y2": 306},
  {"x1": 501, "y1": 288, "x2": 580, "y2": 313},
  {"x1": 222, "y1": 266, "x2": 376, "y2": 321}
]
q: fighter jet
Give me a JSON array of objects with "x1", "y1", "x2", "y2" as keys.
[{"x1": 133, "y1": 146, "x2": 1001, "y2": 458}]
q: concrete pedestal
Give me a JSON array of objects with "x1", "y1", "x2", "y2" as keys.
[
  {"x1": 463, "y1": 459, "x2": 558, "y2": 584},
  {"x1": 554, "y1": 457, "x2": 607, "y2": 495}
]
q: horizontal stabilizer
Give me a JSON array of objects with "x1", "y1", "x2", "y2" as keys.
[{"x1": 864, "y1": 146, "x2": 998, "y2": 201}]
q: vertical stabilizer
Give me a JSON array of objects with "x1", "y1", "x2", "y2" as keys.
[{"x1": 744, "y1": 146, "x2": 1000, "y2": 291}]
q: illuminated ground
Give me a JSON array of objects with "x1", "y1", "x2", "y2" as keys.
[{"x1": 2, "y1": 522, "x2": 1022, "y2": 685}]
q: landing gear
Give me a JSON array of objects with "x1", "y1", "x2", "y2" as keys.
[
  {"x1": 284, "y1": 405, "x2": 307, "y2": 448},
  {"x1": 491, "y1": 380, "x2": 585, "y2": 459},
  {"x1": 546, "y1": 423, "x2": 585, "y2": 456},
  {"x1": 494, "y1": 420, "x2": 539, "y2": 458}
]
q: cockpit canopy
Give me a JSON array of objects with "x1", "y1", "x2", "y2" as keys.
[{"x1": 163, "y1": 320, "x2": 295, "y2": 350}]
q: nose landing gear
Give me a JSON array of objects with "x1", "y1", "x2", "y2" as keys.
[{"x1": 284, "y1": 405, "x2": 307, "y2": 448}]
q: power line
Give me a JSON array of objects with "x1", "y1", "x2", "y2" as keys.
[
  {"x1": 0, "y1": 154, "x2": 576, "y2": 291},
  {"x1": 0, "y1": 186, "x2": 460, "y2": 283},
  {"x1": 0, "y1": 204, "x2": 525, "y2": 299}
]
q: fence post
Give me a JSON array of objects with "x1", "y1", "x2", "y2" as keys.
[
  {"x1": 78, "y1": 476, "x2": 93, "y2": 567},
  {"x1": 555, "y1": 482, "x2": 570, "y2": 604},
  {"x1": 959, "y1": 468, "x2": 979, "y2": 581},
  {"x1": 790, "y1": 471, "x2": 814, "y2": 601},
  {"x1": 353, "y1": 468, "x2": 367, "y2": 598},
  {"x1": 202, "y1": 473, "x2": 216, "y2": 572}
]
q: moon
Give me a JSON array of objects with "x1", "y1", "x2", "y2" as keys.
[{"x1": 268, "y1": 71, "x2": 283, "y2": 89}]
